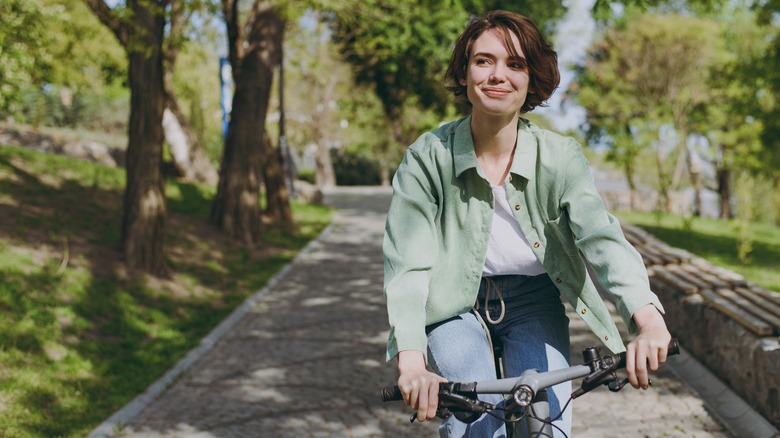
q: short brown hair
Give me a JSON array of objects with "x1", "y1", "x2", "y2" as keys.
[{"x1": 445, "y1": 10, "x2": 560, "y2": 113}]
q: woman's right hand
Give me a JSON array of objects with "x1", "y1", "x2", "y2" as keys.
[{"x1": 397, "y1": 350, "x2": 447, "y2": 422}]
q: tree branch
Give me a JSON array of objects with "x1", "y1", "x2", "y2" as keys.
[
  {"x1": 222, "y1": 0, "x2": 243, "y2": 79},
  {"x1": 83, "y1": 0, "x2": 129, "y2": 47}
]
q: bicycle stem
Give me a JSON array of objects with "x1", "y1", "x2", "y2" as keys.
[{"x1": 471, "y1": 365, "x2": 593, "y2": 394}]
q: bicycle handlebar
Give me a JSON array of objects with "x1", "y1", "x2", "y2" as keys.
[{"x1": 381, "y1": 338, "x2": 680, "y2": 402}]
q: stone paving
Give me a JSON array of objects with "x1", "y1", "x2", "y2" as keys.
[{"x1": 116, "y1": 186, "x2": 731, "y2": 438}]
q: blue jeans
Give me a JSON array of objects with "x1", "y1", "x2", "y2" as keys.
[{"x1": 426, "y1": 274, "x2": 571, "y2": 438}]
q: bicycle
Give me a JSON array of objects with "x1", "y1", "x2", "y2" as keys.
[{"x1": 381, "y1": 338, "x2": 680, "y2": 438}]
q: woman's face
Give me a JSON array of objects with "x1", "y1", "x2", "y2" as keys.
[{"x1": 461, "y1": 29, "x2": 531, "y2": 118}]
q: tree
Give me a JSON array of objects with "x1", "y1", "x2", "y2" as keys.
[
  {"x1": 574, "y1": 13, "x2": 720, "y2": 214},
  {"x1": 0, "y1": 0, "x2": 51, "y2": 119},
  {"x1": 285, "y1": 12, "x2": 341, "y2": 188},
  {"x1": 331, "y1": 1, "x2": 566, "y2": 185},
  {"x1": 85, "y1": 0, "x2": 169, "y2": 274},
  {"x1": 210, "y1": 0, "x2": 289, "y2": 244},
  {"x1": 162, "y1": 0, "x2": 219, "y2": 185},
  {"x1": 688, "y1": 9, "x2": 769, "y2": 219},
  {"x1": 1, "y1": 0, "x2": 126, "y2": 123},
  {"x1": 754, "y1": 2, "x2": 780, "y2": 224}
]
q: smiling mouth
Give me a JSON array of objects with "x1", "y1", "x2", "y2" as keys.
[{"x1": 481, "y1": 87, "x2": 511, "y2": 96}]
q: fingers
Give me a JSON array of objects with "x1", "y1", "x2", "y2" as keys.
[
  {"x1": 627, "y1": 339, "x2": 650, "y2": 389},
  {"x1": 626, "y1": 341, "x2": 639, "y2": 389},
  {"x1": 398, "y1": 371, "x2": 445, "y2": 422},
  {"x1": 634, "y1": 344, "x2": 649, "y2": 389},
  {"x1": 628, "y1": 336, "x2": 671, "y2": 390},
  {"x1": 416, "y1": 383, "x2": 430, "y2": 422},
  {"x1": 425, "y1": 379, "x2": 439, "y2": 421}
]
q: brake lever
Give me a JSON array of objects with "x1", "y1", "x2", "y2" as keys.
[
  {"x1": 608, "y1": 377, "x2": 629, "y2": 392},
  {"x1": 409, "y1": 392, "x2": 493, "y2": 423},
  {"x1": 608, "y1": 377, "x2": 652, "y2": 393}
]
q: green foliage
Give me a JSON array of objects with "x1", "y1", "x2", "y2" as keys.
[
  {"x1": 332, "y1": 0, "x2": 565, "y2": 116},
  {"x1": 0, "y1": 145, "x2": 331, "y2": 436},
  {"x1": 327, "y1": 0, "x2": 566, "y2": 170},
  {"x1": 574, "y1": 12, "x2": 722, "y2": 210},
  {"x1": 690, "y1": 9, "x2": 773, "y2": 177},
  {"x1": 0, "y1": 0, "x2": 53, "y2": 118},
  {"x1": 618, "y1": 210, "x2": 780, "y2": 293},
  {"x1": 331, "y1": 148, "x2": 383, "y2": 186},
  {"x1": 0, "y1": 0, "x2": 127, "y2": 131}
]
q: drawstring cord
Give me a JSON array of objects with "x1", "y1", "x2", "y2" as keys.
[
  {"x1": 472, "y1": 277, "x2": 506, "y2": 378},
  {"x1": 475, "y1": 277, "x2": 505, "y2": 325}
]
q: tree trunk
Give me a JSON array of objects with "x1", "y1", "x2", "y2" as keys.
[
  {"x1": 160, "y1": 0, "x2": 217, "y2": 186},
  {"x1": 654, "y1": 140, "x2": 671, "y2": 212},
  {"x1": 682, "y1": 135, "x2": 703, "y2": 217},
  {"x1": 163, "y1": 94, "x2": 219, "y2": 185},
  {"x1": 774, "y1": 175, "x2": 780, "y2": 227},
  {"x1": 716, "y1": 167, "x2": 732, "y2": 219},
  {"x1": 121, "y1": 0, "x2": 167, "y2": 275},
  {"x1": 262, "y1": 130, "x2": 293, "y2": 229},
  {"x1": 623, "y1": 162, "x2": 637, "y2": 211},
  {"x1": 312, "y1": 75, "x2": 338, "y2": 188},
  {"x1": 211, "y1": 1, "x2": 285, "y2": 245},
  {"x1": 315, "y1": 140, "x2": 336, "y2": 188}
]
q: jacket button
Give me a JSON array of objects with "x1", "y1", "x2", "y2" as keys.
[
  {"x1": 556, "y1": 277, "x2": 562, "y2": 284},
  {"x1": 581, "y1": 308, "x2": 587, "y2": 314},
  {"x1": 514, "y1": 204, "x2": 521, "y2": 211},
  {"x1": 533, "y1": 242, "x2": 540, "y2": 248},
  {"x1": 604, "y1": 336, "x2": 609, "y2": 341}
]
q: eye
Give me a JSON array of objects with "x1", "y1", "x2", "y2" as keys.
[
  {"x1": 474, "y1": 57, "x2": 491, "y2": 65},
  {"x1": 509, "y1": 59, "x2": 528, "y2": 70}
]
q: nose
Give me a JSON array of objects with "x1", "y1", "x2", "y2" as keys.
[{"x1": 489, "y1": 64, "x2": 507, "y2": 83}]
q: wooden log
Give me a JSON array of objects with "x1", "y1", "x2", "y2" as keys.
[
  {"x1": 651, "y1": 266, "x2": 699, "y2": 295},
  {"x1": 700, "y1": 290, "x2": 774, "y2": 336},
  {"x1": 733, "y1": 287, "x2": 780, "y2": 319},
  {"x1": 661, "y1": 247, "x2": 694, "y2": 263},
  {"x1": 676, "y1": 264, "x2": 731, "y2": 289},
  {"x1": 620, "y1": 223, "x2": 652, "y2": 244},
  {"x1": 716, "y1": 289, "x2": 780, "y2": 335},
  {"x1": 641, "y1": 243, "x2": 677, "y2": 265},
  {"x1": 664, "y1": 264, "x2": 714, "y2": 291},
  {"x1": 636, "y1": 248, "x2": 664, "y2": 267},
  {"x1": 708, "y1": 267, "x2": 749, "y2": 287},
  {"x1": 746, "y1": 285, "x2": 780, "y2": 304}
]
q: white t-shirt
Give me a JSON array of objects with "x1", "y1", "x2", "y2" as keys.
[{"x1": 482, "y1": 184, "x2": 547, "y2": 277}]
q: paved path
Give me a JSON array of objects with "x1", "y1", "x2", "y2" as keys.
[{"x1": 112, "y1": 186, "x2": 730, "y2": 438}]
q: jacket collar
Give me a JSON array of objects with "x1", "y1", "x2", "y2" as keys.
[{"x1": 453, "y1": 115, "x2": 538, "y2": 182}]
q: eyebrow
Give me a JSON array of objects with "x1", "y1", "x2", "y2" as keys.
[{"x1": 472, "y1": 51, "x2": 527, "y2": 60}]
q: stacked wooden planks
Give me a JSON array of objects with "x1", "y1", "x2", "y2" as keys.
[{"x1": 621, "y1": 222, "x2": 780, "y2": 338}]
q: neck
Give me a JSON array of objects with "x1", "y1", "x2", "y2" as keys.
[
  {"x1": 470, "y1": 111, "x2": 519, "y2": 157},
  {"x1": 470, "y1": 111, "x2": 519, "y2": 186}
]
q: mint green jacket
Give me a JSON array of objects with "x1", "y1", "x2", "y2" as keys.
[{"x1": 383, "y1": 115, "x2": 664, "y2": 361}]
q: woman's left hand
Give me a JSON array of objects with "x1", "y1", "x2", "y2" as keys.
[{"x1": 626, "y1": 304, "x2": 672, "y2": 390}]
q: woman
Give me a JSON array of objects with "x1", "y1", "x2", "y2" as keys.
[{"x1": 383, "y1": 10, "x2": 671, "y2": 437}]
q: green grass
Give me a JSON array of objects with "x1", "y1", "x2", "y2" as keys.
[
  {"x1": 616, "y1": 210, "x2": 780, "y2": 293},
  {"x1": 0, "y1": 144, "x2": 331, "y2": 437}
]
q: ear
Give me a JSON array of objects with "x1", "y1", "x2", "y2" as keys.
[{"x1": 459, "y1": 77, "x2": 467, "y2": 86}]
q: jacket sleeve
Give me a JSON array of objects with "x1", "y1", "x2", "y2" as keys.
[
  {"x1": 383, "y1": 147, "x2": 440, "y2": 361},
  {"x1": 560, "y1": 140, "x2": 664, "y2": 333}
]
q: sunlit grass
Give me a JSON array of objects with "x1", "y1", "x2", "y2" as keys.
[
  {"x1": 0, "y1": 145, "x2": 332, "y2": 437},
  {"x1": 617, "y1": 210, "x2": 780, "y2": 293}
]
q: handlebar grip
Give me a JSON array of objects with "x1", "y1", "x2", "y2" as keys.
[
  {"x1": 668, "y1": 338, "x2": 680, "y2": 356},
  {"x1": 616, "y1": 338, "x2": 680, "y2": 368},
  {"x1": 381, "y1": 385, "x2": 403, "y2": 402}
]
